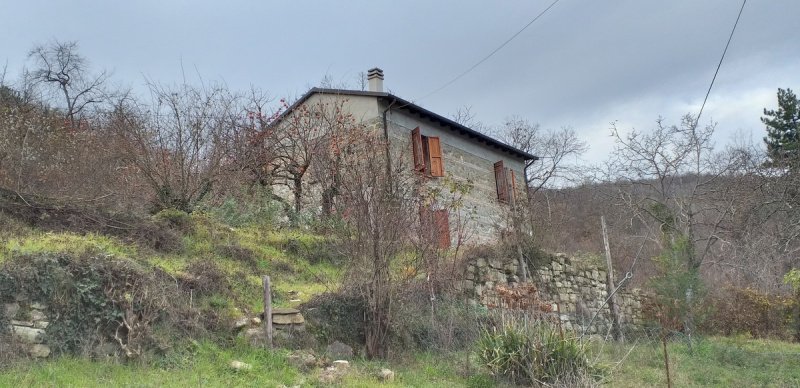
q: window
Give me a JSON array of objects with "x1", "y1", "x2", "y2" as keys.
[
  {"x1": 419, "y1": 205, "x2": 451, "y2": 249},
  {"x1": 411, "y1": 127, "x2": 444, "y2": 177},
  {"x1": 494, "y1": 160, "x2": 517, "y2": 204}
]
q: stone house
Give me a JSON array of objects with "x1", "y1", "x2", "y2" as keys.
[{"x1": 276, "y1": 68, "x2": 537, "y2": 245}]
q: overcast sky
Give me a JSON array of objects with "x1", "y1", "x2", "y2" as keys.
[{"x1": 2, "y1": 0, "x2": 798, "y2": 163}]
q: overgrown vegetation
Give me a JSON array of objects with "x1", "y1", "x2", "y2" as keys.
[{"x1": 476, "y1": 315, "x2": 600, "y2": 386}]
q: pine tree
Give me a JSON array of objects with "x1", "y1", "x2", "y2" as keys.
[{"x1": 762, "y1": 88, "x2": 800, "y2": 167}]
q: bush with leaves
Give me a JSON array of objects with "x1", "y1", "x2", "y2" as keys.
[{"x1": 785, "y1": 269, "x2": 800, "y2": 341}]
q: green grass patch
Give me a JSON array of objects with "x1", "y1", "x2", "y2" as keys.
[
  {"x1": 0, "y1": 341, "x2": 303, "y2": 387},
  {"x1": 596, "y1": 335, "x2": 800, "y2": 387},
  {"x1": 1, "y1": 232, "x2": 137, "y2": 262}
]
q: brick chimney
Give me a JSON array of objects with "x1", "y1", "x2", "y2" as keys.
[{"x1": 367, "y1": 68, "x2": 384, "y2": 92}]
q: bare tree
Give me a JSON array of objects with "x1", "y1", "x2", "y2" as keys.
[
  {"x1": 450, "y1": 105, "x2": 488, "y2": 132},
  {"x1": 273, "y1": 98, "x2": 359, "y2": 213},
  {"x1": 498, "y1": 117, "x2": 588, "y2": 195},
  {"x1": 608, "y1": 114, "x2": 746, "y2": 337},
  {"x1": 26, "y1": 40, "x2": 109, "y2": 129},
  {"x1": 332, "y1": 124, "x2": 417, "y2": 359},
  {"x1": 112, "y1": 81, "x2": 240, "y2": 212}
]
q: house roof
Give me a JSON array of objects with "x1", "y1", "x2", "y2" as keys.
[{"x1": 284, "y1": 87, "x2": 538, "y2": 161}]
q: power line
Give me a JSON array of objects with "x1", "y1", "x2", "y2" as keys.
[
  {"x1": 696, "y1": 0, "x2": 747, "y2": 125},
  {"x1": 414, "y1": 0, "x2": 562, "y2": 103}
]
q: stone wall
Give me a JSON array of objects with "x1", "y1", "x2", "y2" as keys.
[
  {"x1": 464, "y1": 253, "x2": 643, "y2": 335},
  {"x1": 2, "y1": 294, "x2": 51, "y2": 358}
]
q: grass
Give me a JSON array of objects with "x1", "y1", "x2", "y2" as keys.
[
  {"x1": 1, "y1": 232, "x2": 137, "y2": 262},
  {"x1": 14, "y1": 335, "x2": 795, "y2": 387},
  {"x1": 0, "y1": 349, "x2": 481, "y2": 388},
  {"x1": 0, "y1": 341, "x2": 303, "y2": 387},
  {"x1": 0, "y1": 213, "x2": 342, "y2": 306},
  {"x1": 595, "y1": 335, "x2": 800, "y2": 387},
  {"x1": 4, "y1": 213, "x2": 799, "y2": 386}
]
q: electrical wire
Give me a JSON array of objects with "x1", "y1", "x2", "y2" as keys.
[
  {"x1": 695, "y1": 0, "x2": 747, "y2": 125},
  {"x1": 414, "y1": 0, "x2": 562, "y2": 103}
]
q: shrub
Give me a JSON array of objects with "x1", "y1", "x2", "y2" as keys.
[
  {"x1": 302, "y1": 292, "x2": 366, "y2": 351},
  {"x1": 476, "y1": 316, "x2": 599, "y2": 385},
  {"x1": 206, "y1": 187, "x2": 285, "y2": 228},
  {"x1": 152, "y1": 208, "x2": 193, "y2": 232},
  {"x1": 0, "y1": 253, "x2": 177, "y2": 359},
  {"x1": 700, "y1": 286, "x2": 794, "y2": 340},
  {"x1": 390, "y1": 284, "x2": 485, "y2": 353}
]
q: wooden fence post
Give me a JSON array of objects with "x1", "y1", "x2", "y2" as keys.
[
  {"x1": 263, "y1": 275, "x2": 273, "y2": 348},
  {"x1": 602, "y1": 216, "x2": 624, "y2": 342}
]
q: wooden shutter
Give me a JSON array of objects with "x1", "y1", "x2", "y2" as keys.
[
  {"x1": 434, "y1": 209, "x2": 451, "y2": 249},
  {"x1": 494, "y1": 161, "x2": 508, "y2": 202},
  {"x1": 428, "y1": 136, "x2": 444, "y2": 177},
  {"x1": 411, "y1": 127, "x2": 425, "y2": 171}
]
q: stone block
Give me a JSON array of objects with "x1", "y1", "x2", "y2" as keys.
[
  {"x1": 29, "y1": 344, "x2": 50, "y2": 358},
  {"x1": 378, "y1": 368, "x2": 395, "y2": 382},
  {"x1": 326, "y1": 341, "x2": 354, "y2": 360},
  {"x1": 30, "y1": 310, "x2": 47, "y2": 322},
  {"x1": 3, "y1": 302, "x2": 19, "y2": 318},
  {"x1": 230, "y1": 360, "x2": 252, "y2": 371},
  {"x1": 332, "y1": 360, "x2": 349, "y2": 370},
  {"x1": 30, "y1": 302, "x2": 47, "y2": 310},
  {"x1": 272, "y1": 308, "x2": 304, "y2": 325},
  {"x1": 12, "y1": 325, "x2": 45, "y2": 344}
]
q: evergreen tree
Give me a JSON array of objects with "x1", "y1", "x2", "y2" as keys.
[{"x1": 762, "y1": 88, "x2": 800, "y2": 167}]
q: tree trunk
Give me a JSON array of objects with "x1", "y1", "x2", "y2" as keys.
[{"x1": 292, "y1": 173, "x2": 303, "y2": 213}]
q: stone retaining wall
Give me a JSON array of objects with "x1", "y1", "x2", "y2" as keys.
[
  {"x1": 464, "y1": 253, "x2": 643, "y2": 335},
  {"x1": 2, "y1": 294, "x2": 51, "y2": 358}
]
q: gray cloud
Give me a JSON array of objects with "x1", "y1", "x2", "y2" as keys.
[{"x1": 2, "y1": 0, "x2": 797, "y2": 163}]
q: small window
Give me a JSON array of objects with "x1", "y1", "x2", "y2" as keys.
[
  {"x1": 494, "y1": 160, "x2": 517, "y2": 204},
  {"x1": 419, "y1": 205, "x2": 451, "y2": 249},
  {"x1": 411, "y1": 127, "x2": 444, "y2": 177}
]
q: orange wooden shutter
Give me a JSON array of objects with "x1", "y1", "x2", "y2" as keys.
[
  {"x1": 494, "y1": 161, "x2": 508, "y2": 202},
  {"x1": 411, "y1": 127, "x2": 425, "y2": 171},
  {"x1": 428, "y1": 136, "x2": 444, "y2": 177},
  {"x1": 434, "y1": 209, "x2": 451, "y2": 249}
]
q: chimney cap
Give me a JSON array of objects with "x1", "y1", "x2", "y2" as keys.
[{"x1": 367, "y1": 67, "x2": 384, "y2": 79}]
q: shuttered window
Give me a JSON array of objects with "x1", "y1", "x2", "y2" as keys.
[
  {"x1": 494, "y1": 160, "x2": 517, "y2": 204},
  {"x1": 411, "y1": 127, "x2": 425, "y2": 171},
  {"x1": 410, "y1": 127, "x2": 444, "y2": 177},
  {"x1": 419, "y1": 205, "x2": 451, "y2": 249},
  {"x1": 494, "y1": 161, "x2": 508, "y2": 202},
  {"x1": 428, "y1": 137, "x2": 444, "y2": 177}
]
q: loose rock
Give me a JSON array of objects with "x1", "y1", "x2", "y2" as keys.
[
  {"x1": 29, "y1": 344, "x2": 50, "y2": 358},
  {"x1": 325, "y1": 340, "x2": 354, "y2": 360},
  {"x1": 230, "y1": 360, "x2": 252, "y2": 371},
  {"x1": 378, "y1": 368, "x2": 395, "y2": 382},
  {"x1": 233, "y1": 317, "x2": 249, "y2": 330},
  {"x1": 332, "y1": 360, "x2": 350, "y2": 370}
]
